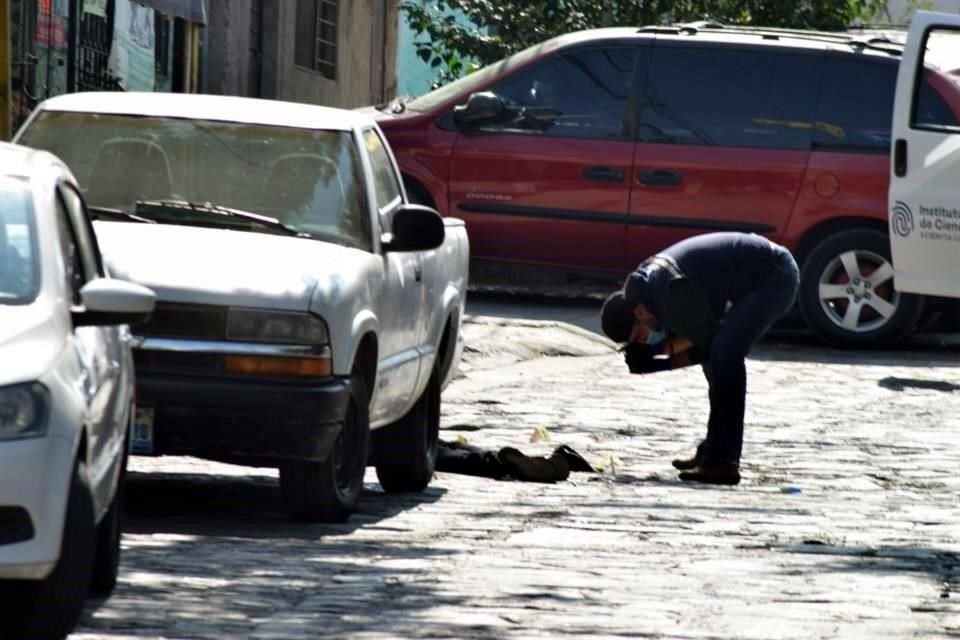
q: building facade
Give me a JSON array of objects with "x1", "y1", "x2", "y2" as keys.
[
  {"x1": 2, "y1": 0, "x2": 205, "y2": 138},
  {"x1": 204, "y1": 0, "x2": 400, "y2": 108}
]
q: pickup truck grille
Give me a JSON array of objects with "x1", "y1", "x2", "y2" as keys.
[
  {"x1": 134, "y1": 350, "x2": 225, "y2": 376},
  {"x1": 133, "y1": 303, "x2": 227, "y2": 340}
]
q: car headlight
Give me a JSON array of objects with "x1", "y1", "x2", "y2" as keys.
[
  {"x1": 0, "y1": 383, "x2": 48, "y2": 440},
  {"x1": 226, "y1": 309, "x2": 329, "y2": 345}
]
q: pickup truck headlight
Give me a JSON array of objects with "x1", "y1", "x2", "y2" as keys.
[
  {"x1": 0, "y1": 383, "x2": 48, "y2": 440},
  {"x1": 226, "y1": 309, "x2": 329, "y2": 345}
]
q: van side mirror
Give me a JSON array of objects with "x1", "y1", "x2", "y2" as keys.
[
  {"x1": 453, "y1": 91, "x2": 507, "y2": 127},
  {"x1": 381, "y1": 204, "x2": 445, "y2": 252}
]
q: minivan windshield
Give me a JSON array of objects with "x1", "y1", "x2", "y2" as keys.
[
  {"x1": 0, "y1": 176, "x2": 39, "y2": 304},
  {"x1": 405, "y1": 39, "x2": 556, "y2": 112},
  {"x1": 18, "y1": 112, "x2": 373, "y2": 250}
]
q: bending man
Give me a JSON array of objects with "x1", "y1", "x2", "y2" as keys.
[{"x1": 600, "y1": 232, "x2": 800, "y2": 485}]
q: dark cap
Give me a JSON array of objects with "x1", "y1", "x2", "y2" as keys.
[{"x1": 600, "y1": 290, "x2": 636, "y2": 343}]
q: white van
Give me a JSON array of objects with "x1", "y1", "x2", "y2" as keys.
[{"x1": 890, "y1": 11, "x2": 960, "y2": 297}]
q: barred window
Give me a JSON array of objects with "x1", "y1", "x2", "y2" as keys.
[
  {"x1": 155, "y1": 15, "x2": 172, "y2": 82},
  {"x1": 294, "y1": 0, "x2": 338, "y2": 80}
]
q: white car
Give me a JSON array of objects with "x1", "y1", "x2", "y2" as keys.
[{"x1": 0, "y1": 142, "x2": 155, "y2": 639}]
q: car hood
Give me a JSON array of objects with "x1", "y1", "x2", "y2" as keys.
[
  {"x1": 0, "y1": 302, "x2": 62, "y2": 386},
  {"x1": 94, "y1": 221, "x2": 371, "y2": 310}
]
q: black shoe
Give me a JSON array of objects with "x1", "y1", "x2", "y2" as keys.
[
  {"x1": 671, "y1": 445, "x2": 704, "y2": 471},
  {"x1": 551, "y1": 445, "x2": 595, "y2": 473},
  {"x1": 678, "y1": 462, "x2": 741, "y2": 486},
  {"x1": 498, "y1": 447, "x2": 570, "y2": 483}
]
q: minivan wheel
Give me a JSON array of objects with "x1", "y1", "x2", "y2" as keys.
[
  {"x1": 279, "y1": 372, "x2": 370, "y2": 523},
  {"x1": 0, "y1": 461, "x2": 96, "y2": 639},
  {"x1": 798, "y1": 228, "x2": 924, "y2": 347}
]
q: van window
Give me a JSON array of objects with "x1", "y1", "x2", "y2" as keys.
[
  {"x1": 637, "y1": 45, "x2": 820, "y2": 150},
  {"x1": 815, "y1": 58, "x2": 896, "y2": 152},
  {"x1": 482, "y1": 47, "x2": 639, "y2": 140}
]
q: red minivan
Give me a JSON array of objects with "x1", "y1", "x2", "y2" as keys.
[{"x1": 372, "y1": 23, "x2": 960, "y2": 347}]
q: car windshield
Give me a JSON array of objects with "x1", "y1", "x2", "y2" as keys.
[
  {"x1": 0, "y1": 176, "x2": 40, "y2": 305},
  {"x1": 405, "y1": 39, "x2": 556, "y2": 112},
  {"x1": 18, "y1": 112, "x2": 373, "y2": 250}
]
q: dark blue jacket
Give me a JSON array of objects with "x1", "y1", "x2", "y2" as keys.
[{"x1": 624, "y1": 232, "x2": 778, "y2": 350}]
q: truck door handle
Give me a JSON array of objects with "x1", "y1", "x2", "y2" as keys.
[
  {"x1": 414, "y1": 265, "x2": 422, "y2": 283},
  {"x1": 638, "y1": 169, "x2": 683, "y2": 186},
  {"x1": 582, "y1": 166, "x2": 625, "y2": 183},
  {"x1": 894, "y1": 139, "x2": 908, "y2": 177}
]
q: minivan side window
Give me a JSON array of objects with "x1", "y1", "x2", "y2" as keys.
[
  {"x1": 815, "y1": 58, "x2": 897, "y2": 152},
  {"x1": 637, "y1": 45, "x2": 820, "y2": 150},
  {"x1": 484, "y1": 47, "x2": 639, "y2": 140}
]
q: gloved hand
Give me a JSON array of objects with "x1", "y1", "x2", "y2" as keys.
[{"x1": 622, "y1": 343, "x2": 671, "y2": 374}]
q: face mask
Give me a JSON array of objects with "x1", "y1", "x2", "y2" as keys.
[{"x1": 644, "y1": 328, "x2": 666, "y2": 345}]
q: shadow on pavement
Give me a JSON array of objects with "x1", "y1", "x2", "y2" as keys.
[
  {"x1": 776, "y1": 543, "x2": 958, "y2": 594},
  {"x1": 82, "y1": 519, "x2": 470, "y2": 638},
  {"x1": 123, "y1": 470, "x2": 445, "y2": 539}
]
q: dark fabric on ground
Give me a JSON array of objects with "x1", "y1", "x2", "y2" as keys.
[{"x1": 436, "y1": 440, "x2": 596, "y2": 483}]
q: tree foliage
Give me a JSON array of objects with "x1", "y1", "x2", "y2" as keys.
[{"x1": 403, "y1": 0, "x2": 896, "y2": 88}]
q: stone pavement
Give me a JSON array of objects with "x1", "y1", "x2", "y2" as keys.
[{"x1": 71, "y1": 311, "x2": 960, "y2": 639}]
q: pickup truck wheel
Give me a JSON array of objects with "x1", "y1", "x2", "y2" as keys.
[
  {"x1": 798, "y1": 228, "x2": 924, "y2": 347},
  {"x1": 279, "y1": 372, "x2": 370, "y2": 523},
  {"x1": 374, "y1": 366, "x2": 441, "y2": 493},
  {"x1": 0, "y1": 460, "x2": 96, "y2": 639}
]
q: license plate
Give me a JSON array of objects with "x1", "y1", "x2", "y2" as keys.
[{"x1": 131, "y1": 407, "x2": 155, "y2": 454}]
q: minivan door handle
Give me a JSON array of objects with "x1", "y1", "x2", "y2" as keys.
[
  {"x1": 638, "y1": 169, "x2": 683, "y2": 187},
  {"x1": 894, "y1": 139, "x2": 908, "y2": 177},
  {"x1": 582, "y1": 166, "x2": 625, "y2": 183}
]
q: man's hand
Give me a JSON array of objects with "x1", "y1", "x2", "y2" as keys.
[{"x1": 622, "y1": 343, "x2": 671, "y2": 374}]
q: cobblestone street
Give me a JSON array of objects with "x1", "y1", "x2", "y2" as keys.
[{"x1": 72, "y1": 301, "x2": 960, "y2": 639}]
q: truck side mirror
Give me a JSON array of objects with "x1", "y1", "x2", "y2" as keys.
[{"x1": 381, "y1": 204, "x2": 445, "y2": 252}]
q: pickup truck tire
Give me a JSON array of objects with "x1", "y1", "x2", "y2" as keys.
[
  {"x1": 279, "y1": 372, "x2": 370, "y2": 523},
  {"x1": 798, "y1": 228, "x2": 924, "y2": 347},
  {"x1": 0, "y1": 460, "x2": 96, "y2": 639},
  {"x1": 374, "y1": 366, "x2": 441, "y2": 493}
]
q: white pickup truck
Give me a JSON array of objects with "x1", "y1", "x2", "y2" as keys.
[
  {"x1": 15, "y1": 92, "x2": 469, "y2": 523},
  {"x1": 890, "y1": 11, "x2": 960, "y2": 301}
]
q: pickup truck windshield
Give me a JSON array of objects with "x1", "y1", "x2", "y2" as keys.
[
  {"x1": 18, "y1": 112, "x2": 373, "y2": 250},
  {"x1": 0, "y1": 176, "x2": 39, "y2": 305}
]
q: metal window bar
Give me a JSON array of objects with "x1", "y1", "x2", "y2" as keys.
[
  {"x1": 77, "y1": 5, "x2": 122, "y2": 92},
  {"x1": 315, "y1": 0, "x2": 337, "y2": 79},
  {"x1": 155, "y1": 15, "x2": 171, "y2": 80},
  {"x1": 10, "y1": 0, "x2": 39, "y2": 131}
]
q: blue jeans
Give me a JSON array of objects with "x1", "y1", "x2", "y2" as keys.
[{"x1": 699, "y1": 244, "x2": 800, "y2": 465}]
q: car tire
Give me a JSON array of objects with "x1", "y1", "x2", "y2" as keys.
[
  {"x1": 0, "y1": 460, "x2": 96, "y2": 639},
  {"x1": 279, "y1": 371, "x2": 370, "y2": 523},
  {"x1": 798, "y1": 228, "x2": 924, "y2": 347},
  {"x1": 374, "y1": 365, "x2": 441, "y2": 493},
  {"x1": 91, "y1": 407, "x2": 132, "y2": 597}
]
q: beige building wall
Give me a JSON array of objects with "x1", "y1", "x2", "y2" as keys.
[
  {"x1": 205, "y1": 0, "x2": 399, "y2": 109},
  {"x1": 276, "y1": 0, "x2": 399, "y2": 109}
]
